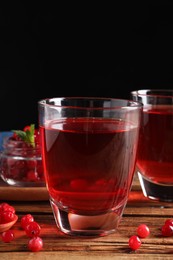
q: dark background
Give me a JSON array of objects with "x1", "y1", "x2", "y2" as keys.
[{"x1": 1, "y1": 3, "x2": 173, "y2": 130}]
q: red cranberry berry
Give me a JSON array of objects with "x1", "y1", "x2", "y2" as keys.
[
  {"x1": 21, "y1": 214, "x2": 34, "y2": 229},
  {"x1": 25, "y1": 221, "x2": 41, "y2": 238},
  {"x1": 0, "y1": 203, "x2": 16, "y2": 224},
  {"x1": 27, "y1": 170, "x2": 39, "y2": 182},
  {"x1": 23, "y1": 125, "x2": 31, "y2": 132},
  {"x1": 28, "y1": 236, "x2": 43, "y2": 252},
  {"x1": 161, "y1": 224, "x2": 173, "y2": 237},
  {"x1": 0, "y1": 203, "x2": 15, "y2": 213},
  {"x1": 0, "y1": 211, "x2": 16, "y2": 224},
  {"x1": 70, "y1": 179, "x2": 88, "y2": 191},
  {"x1": 165, "y1": 219, "x2": 173, "y2": 227},
  {"x1": 137, "y1": 224, "x2": 150, "y2": 238},
  {"x1": 128, "y1": 235, "x2": 141, "y2": 251},
  {"x1": 1, "y1": 230, "x2": 15, "y2": 243}
]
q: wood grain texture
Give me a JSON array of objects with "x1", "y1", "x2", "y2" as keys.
[
  {"x1": 0, "y1": 179, "x2": 49, "y2": 201},
  {"x1": 0, "y1": 174, "x2": 173, "y2": 259}
]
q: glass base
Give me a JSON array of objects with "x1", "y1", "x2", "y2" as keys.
[
  {"x1": 138, "y1": 172, "x2": 173, "y2": 202},
  {"x1": 50, "y1": 198, "x2": 126, "y2": 237}
]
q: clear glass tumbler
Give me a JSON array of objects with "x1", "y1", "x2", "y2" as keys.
[
  {"x1": 131, "y1": 89, "x2": 173, "y2": 202},
  {"x1": 38, "y1": 97, "x2": 142, "y2": 237}
]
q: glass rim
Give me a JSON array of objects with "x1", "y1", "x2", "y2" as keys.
[
  {"x1": 131, "y1": 89, "x2": 173, "y2": 98},
  {"x1": 38, "y1": 96, "x2": 143, "y2": 110}
]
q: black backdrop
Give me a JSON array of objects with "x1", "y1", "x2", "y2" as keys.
[{"x1": 1, "y1": 3, "x2": 173, "y2": 130}]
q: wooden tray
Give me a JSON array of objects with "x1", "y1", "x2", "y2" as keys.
[{"x1": 0, "y1": 179, "x2": 49, "y2": 201}]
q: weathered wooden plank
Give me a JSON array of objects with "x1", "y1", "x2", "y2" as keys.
[
  {"x1": 1, "y1": 252, "x2": 173, "y2": 260},
  {"x1": 0, "y1": 211, "x2": 172, "y2": 254}
]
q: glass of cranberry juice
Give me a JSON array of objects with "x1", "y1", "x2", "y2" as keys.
[
  {"x1": 131, "y1": 89, "x2": 173, "y2": 202},
  {"x1": 38, "y1": 97, "x2": 142, "y2": 237}
]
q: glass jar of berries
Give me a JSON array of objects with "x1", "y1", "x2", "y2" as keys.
[{"x1": 0, "y1": 124, "x2": 45, "y2": 187}]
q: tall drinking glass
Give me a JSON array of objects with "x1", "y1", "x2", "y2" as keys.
[
  {"x1": 38, "y1": 97, "x2": 142, "y2": 237},
  {"x1": 131, "y1": 89, "x2": 173, "y2": 202}
]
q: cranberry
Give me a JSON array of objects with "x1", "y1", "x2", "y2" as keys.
[
  {"x1": 0, "y1": 203, "x2": 15, "y2": 213},
  {"x1": 0, "y1": 203, "x2": 16, "y2": 224},
  {"x1": 0, "y1": 211, "x2": 16, "y2": 224},
  {"x1": 70, "y1": 179, "x2": 88, "y2": 190},
  {"x1": 128, "y1": 235, "x2": 141, "y2": 251},
  {"x1": 14, "y1": 160, "x2": 26, "y2": 169},
  {"x1": 137, "y1": 224, "x2": 150, "y2": 238},
  {"x1": 161, "y1": 224, "x2": 173, "y2": 237},
  {"x1": 21, "y1": 214, "x2": 34, "y2": 229},
  {"x1": 0, "y1": 202, "x2": 45, "y2": 251},
  {"x1": 10, "y1": 132, "x2": 21, "y2": 141},
  {"x1": 165, "y1": 219, "x2": 173, "y2": 227},
  {"x1": 27, "y1": 159, "x2": 37, "y2": 169},
  {"x1": 23, "y1": 125, "x2": 31, "y2": 132},
  {"x1": 1, "y1": 230, "x2": 15, "y2": 243},
  {"x1": 25, "y1": 221, "x2": 41, "y2": 238},
  {"x1": 96, "y1": 178, "x2": 108, "y2": 186},
  {"x1": 27, "y1": 170, "x2": 39, "y2": 182},
  {"x1": 28, "y1": 236, "x2": 43, "y2": 252}
]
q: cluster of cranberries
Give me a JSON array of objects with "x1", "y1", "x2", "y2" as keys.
[
  {"x1": 0, "y1": 125, "x2": 45, "y2": 184},
  {"x1": 0, "y1": 202, "x2": 17, "y2": 225},
  {"x1": 128, "y1": 219, "x2": 173, "y2": 251},
  {"x1": 128, "y1": 224, "x2": 150, "y2": 251},
  {"x1": 20, "y1": 213, "x2": 43, "y2": 252},
  {"x1": 0, "y1": 202, "x2": 43, "y2": 252},
  {"x1": 2, "y1": 202, "x2": 173, "y2": 253}
]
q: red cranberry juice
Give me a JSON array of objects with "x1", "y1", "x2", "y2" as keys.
[
  {"x1": 137, "y1": 106, "x2": 173, "y2": 184},
  {"x1": 40, "y1": 118, "x2": 139, "y2": 215}
]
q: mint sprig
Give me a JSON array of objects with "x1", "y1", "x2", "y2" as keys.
[{"x1": 12, "y1": 124, "x2": 35, "y2": 147}]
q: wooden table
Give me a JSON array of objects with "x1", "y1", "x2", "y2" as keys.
[{"x1": 0, "y1": 174, "x2": 173, "y2": 260}]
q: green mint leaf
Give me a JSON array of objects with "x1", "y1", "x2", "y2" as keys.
[
  {"x1": 12, "y1": 124, "x2": 35, "y2": 147},
  {"x1": 12, "y1": 130, "x2": 27, "y2": 141},
  {"x1": 25, "y1": 124, "x2": 35, "y2": 145}
]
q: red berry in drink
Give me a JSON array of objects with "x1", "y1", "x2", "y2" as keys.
[
  {"x1": 128, "y1": 235, "x2": 141, "y2": 251},
  {"x1": 1, "y1": 230, "x2": 15, "y2": 243},
  {"x1": 161, "y1": 224, "x2": 173, "y2": 237},
  {"x1": 21, "y1": 214, "x2": 34, "y2": 229},
  {"x1": 70, "y1": 179, "x2": 88, "y2": 191},
  {"x1": 28, "y1": 236, "x2": 43, "y2": 252},
  {"x1": 25, "y1": 221, "x2": 41, "y2": 237},
  {"x1": 137, "y1": 224, "x2": 150, "y2": 238}
]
